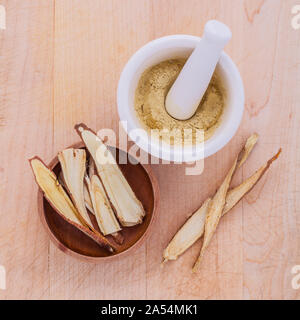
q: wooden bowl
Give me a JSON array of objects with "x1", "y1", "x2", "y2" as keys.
[{"x1": 37, "y1": 142, "x2": 159, "y2": 262}]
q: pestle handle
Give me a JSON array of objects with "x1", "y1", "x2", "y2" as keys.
[{"x1": 165, "y1": 20, "x2": 232, "y2": 120}]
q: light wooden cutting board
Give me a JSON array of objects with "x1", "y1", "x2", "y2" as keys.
[{"x1": 0, "y1": 0, "x2": 299, "y2": 299}]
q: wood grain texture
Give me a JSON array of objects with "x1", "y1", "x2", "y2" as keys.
[{"x1": 0, "y1": 0, "x2": 299, "y2": 299}]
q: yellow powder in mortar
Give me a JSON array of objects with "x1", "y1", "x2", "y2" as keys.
[{"x1": 134, "y1": 59, "x2": 225, "y2": 145}]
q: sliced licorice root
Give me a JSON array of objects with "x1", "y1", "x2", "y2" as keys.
[
  {"x1": 223, "y1": 148, "x2": 282, "y2": 215},
  {"x1": 162, "y1": 134, "x2": 263, "y2": 267},
  {"x1": 163, "y1": 198, "x2": 211, "y2": 262},
  {"x1": 90, "y1": 175, "x2": 122, "y2": 235},
  {"x1": 192, "y1": 156, "x2": 238, "y2": 272},
  {"x1": 30, "y1": 157, "x2": 115, "y2": 252},
  {"x1": 58, "y1": 148, "x2": 93, "y2": 228},
  {"x1": 192, "y1": 150, "x2": 281, "y2": 272},
  {"x1": 75, "y1": 123, "x2": 145, "y2": 227},
  {"x1": 85, "y1": 174, "x2": 124, "y2": 244}
]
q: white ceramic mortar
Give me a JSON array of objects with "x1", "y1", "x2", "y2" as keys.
[{"x1": 117, "y1": 35, "x2": 244, "y2": 162}]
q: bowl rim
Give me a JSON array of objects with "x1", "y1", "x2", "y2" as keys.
[{"x1": 37, "y1": 142, "x2": 160, "y2": 263}]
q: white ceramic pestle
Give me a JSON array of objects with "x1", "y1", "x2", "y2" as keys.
[{"x1": 165, "y1": 20, "x2": 232, "y2": 120}]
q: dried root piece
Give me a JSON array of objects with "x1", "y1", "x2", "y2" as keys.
[
  {"x1": 31, "y1": 158, "x2": 84, "y2": 226},
  {"x1": 162, "y1": 135, "x2": 280, "y2": 269},
  {"x1": 85, "y1": 175, "x2": 124, "y2": 244},
  {"x1": 58, "y1": 148, "x2": 93, "y2": 228},
  {"x1": 162, "y1": 134, "x2": 259, "y2": 264},
  {"x1": 60, "y1": 162, "x2": 94, "y2": 215},
  {"x1": 162, "y1": 134, "x2": 260, "y2": 265},
  {"x1": 88, "y1": 156, "x2": 96, "y2": 179},
  {"x1": 163, "y1": 148, "x2": 281, "y2": 264},
  {"x1": 83, "y1": 182, "x2": 94, "y2": 214},
  {"x1": 84, "y1": 157, "x2": 96, "y2": 214},
  {"x1": 237, "y1": 133, "x2": 259, "y2": 169},
  {"x1": 223, "y1": 148, "x2": 281, "y2": 215},
  {"x1": 192, "y1": 157, "x2": 238, "y2": 272},
  {"x1": 193, "y1": 134, "x2": 259, "y2": 272},
  {"x1": 163, "y1": 198, "x2": 211, "y2": 262},
  {"x1": 29, "y1": 157, "x2": 115, "y2": 252},
  {"x1": 75, "y1": 123, "x2": 145, "y2": 227},
  {"x1": 90, "y1": 174, "x2": 122, "y2": 236}
]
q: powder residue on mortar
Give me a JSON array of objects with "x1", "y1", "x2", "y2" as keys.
[{"x1": 134, "y1": 59, "x2": 225, "y2": 145}]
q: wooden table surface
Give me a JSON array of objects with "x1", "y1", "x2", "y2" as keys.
[{"x1": 0, "y1": 0, "x2": 299, "y2": 300}]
